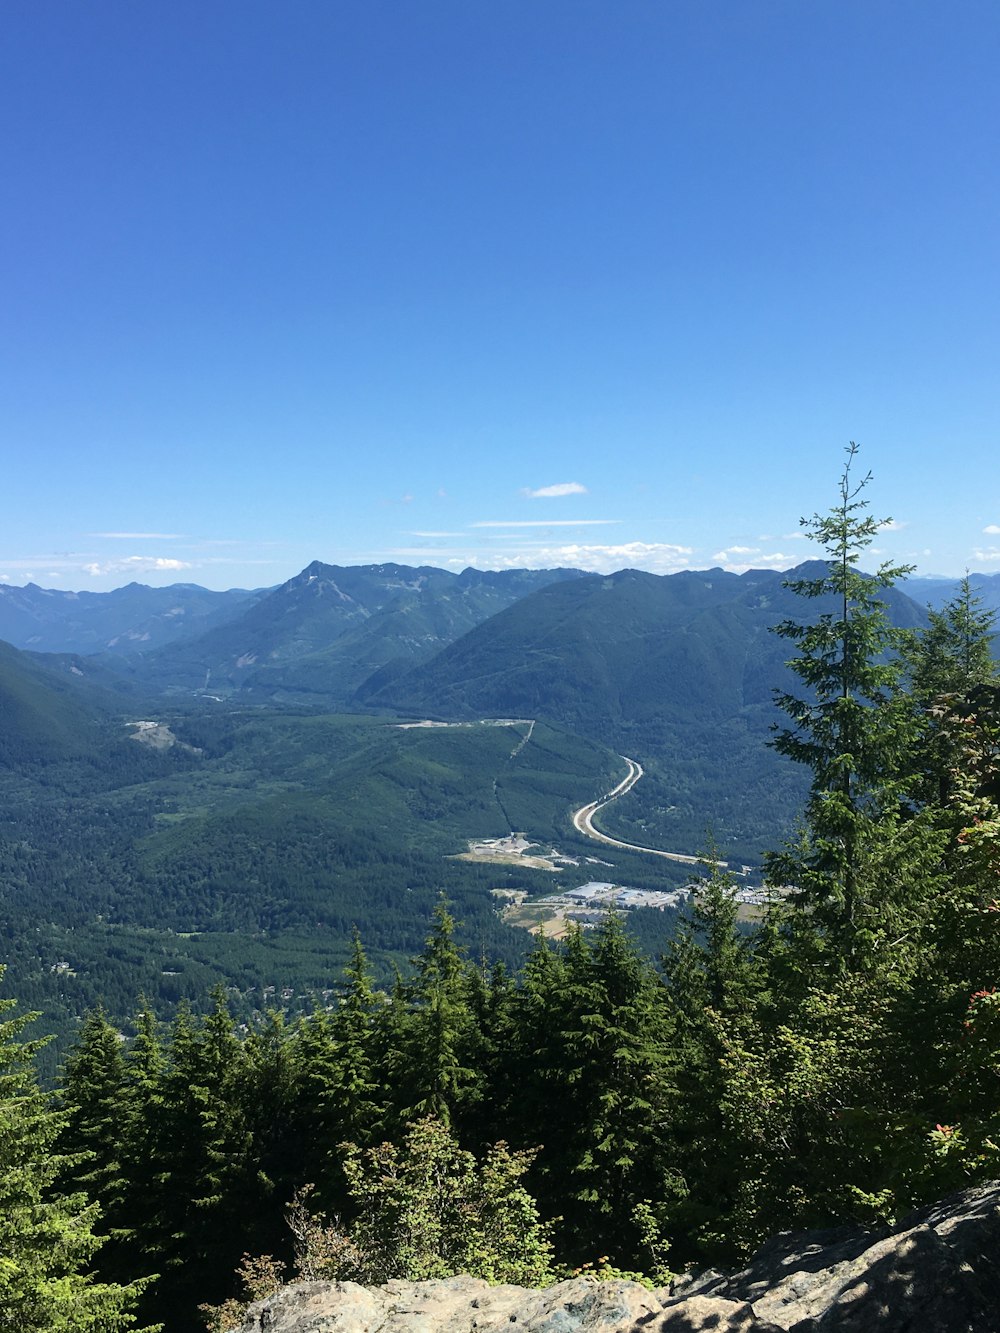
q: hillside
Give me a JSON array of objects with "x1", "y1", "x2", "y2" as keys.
[
  {"x1": 0, "y1": 579, "x2": 263, "y2": 655},
  {"x1": 2, "y1": 705, "x2": 668, "y2": 1065},
  {"x1": 0, "y1": 638, "x2": 108, "y2": 765},
  {"x1": 907, "y1": 571, "x2": 1000, "y2": 615},
  {"x1": 0, "y1": 638, "x2": 159, "y2": 772},
  {"x1": 368, "y1": 562, "x2": 930, "y2": 857},
  {"x1": 124, "y1": 561, "x2": 588, "y2": 701},
  {"x1": 0, "y1": 557, "x2": 954, "y2": 1057}
]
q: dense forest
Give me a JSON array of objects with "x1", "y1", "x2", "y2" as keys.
[{"x1": 4, "y1": 451, "x2": 1000, "y2": 1331}]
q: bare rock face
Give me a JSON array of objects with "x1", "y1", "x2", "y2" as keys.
[
  {"x1": 665, "y1": 1179, "x2": 1000, "y2": 1331},
  {"x1": 234, "y1": 1181, "x2": 1000, "y2": 1333},
  {"x1": 233, "y1": 1275, "x2": 665, "y2": 1332}
]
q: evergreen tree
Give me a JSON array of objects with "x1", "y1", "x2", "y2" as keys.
[
  {"x1": 390, "y1": 898, "x2": 479, "y2": 1130},
  {"x1": 910, "y1": 576, "x2": 997, "y2": 703},
  {"x1": 663, "y1": 861, "x2": 764, "y2": 1254},
  {"x1": 668, "y1": 858, "x2": 759, "y2": 1022},
  {"x1": 327, "y1": 929, "x2": 384, "y2": 1148},
  {"x1": 460, "y1": 959, "x2": 518, "y2": 1149},
  {"x1": 58, "y1": 1007, "x2": 130, "y2": 1204},
  {"x1": 906, "y1": 577, "x2": 998, "y2": 808},
  {"x1": 744, "y1": 449, "x2": 954, "y2": 1242},
  {"x1": 582, "y1": 915, "x2": 678, "y2": 1254},
  {"x1": 0, "y1": 982, "x2": 148, "y2": 1331},
  {"x1": 767, "y1": 442, "x2": 921, "y2": 962},
  {"x1": 56, "y1": 1007, "x2": 136, "y2": 1285},
  {"x1": 291, "y1": 931, "x2": 386, "y2": 1214},
  {"x1": 510, "y1": 920, "x2": 676, "y2": 1264},
  {"x1": 133, "y1": 995, "x2": 264, "y2": 1330},
  {"x1": 242, "y1": 1010, "x2": 300, "y2": 1264},
  {"x1": 289, "y1": 1005, "x2": 342, "y2": 1210}
]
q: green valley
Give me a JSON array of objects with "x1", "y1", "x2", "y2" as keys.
[
  {"x1": 2, "y1": 697, "x2": 697, "y2": 1067},
  {"x1": 1, "y1": 554, "x2": 988, "y2": 1066}
]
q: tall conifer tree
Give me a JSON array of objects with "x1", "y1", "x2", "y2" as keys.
[
  {"x1": 767, "y1": 443, "x2": 921, "y2": 961},
  {"x1": 0, "y1": 982, "x2": 147, "y2": 1331}
]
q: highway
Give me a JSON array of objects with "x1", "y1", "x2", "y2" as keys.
[{"x1": 571, "y1": 756, "x2": 727, "y2": 867}]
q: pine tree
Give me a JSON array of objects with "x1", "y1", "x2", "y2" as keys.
[
  {"x1": 663, "y1": 859, "x2": 765, "y2": 1253},
  {"x1": 242, "y1": 1010, "x2": 300, "y2": 1264},
  {"x1": 291, "y1": 931, "x2": 387, "y2": 1214},
  {"x1": 391, "y1": 898, "x2": 479, "y2": 1130},
  {"x1": 767, "y1": 442, "x2": 922, "y2": 962},
  {"x1": 327, "y1": 929, "x2": 384, "y2": 1148},
  {"x1": 510, "y1": 920, "x2": 676, "y2": 1264},
  {"x1": 582, "y1": 915, "x2": 678, "y2": 1254},
  {"x1": 910, "y1": 576, "x2": 997, "y2": 703},
  {"x1": 907, "y1": 576, "x2": 999, "y2": 808},
  {"x1": 745, "y1": 449, "x2": 954, "y2": 1241},
  {"x1": 460, "y1": 959, "x2": 518, "y2": 1148},
  {"x1": 289, "y1": 1004, "x2": 341, "y2": 1210},
  {"x1": 133, "y1": 995, "x2": 264, "y2": 1329},
  {"x1": 0, "y1": 982, "x2": 148, "y2": 1331},
  {"x1": 56, "y1": 1007, "x2": 136, "y2": 1285}
]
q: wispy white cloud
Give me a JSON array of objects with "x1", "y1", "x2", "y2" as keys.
[
  {"x1": 88, "y1": 531, "x2": 186, "y2": 540},
  {"x1": 186, "y1": 539, "x2": 243, "y2": 549},
  {"x1": 470, "y1": 519, "x2": 617, "y2": 529},
  {"x1": 879, "y1": 519, "x2": 908, "y2": 532},
  {"x1": 973, "y1": 547, "x2": 1000, "y2": 563},
  {"x1": 83, "y1": 556, "x2": 192, "y2": 577},
  {"x1": 0, "y1": 554, "x2": 93, "y2": 573},
  {"x1": 983, "y1": 524, "x2": 1000, "y2": 535},
  {"x1": 486, "y1": 541, "x2": 694, "y2": 575},
  {"x1": 711, "y1": 546, "x2": 798, "y2": 572},
  {"x1": 521, "y1": 481, "x2": 588, "y2": 499},
  {"x1": 0, "y1": 547, "x2": 282, "y2": 590},
  {"x1": 383, "y1": 548, "x2": 475, "y2": 563}
]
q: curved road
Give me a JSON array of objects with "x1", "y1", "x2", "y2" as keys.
[{"x1": 572, "y1": 756, "x2": 727, "y2": 867}]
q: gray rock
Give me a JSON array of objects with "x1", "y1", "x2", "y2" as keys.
[
  {"x1": 234, "y1": 1276, "x2": 664, "y2": 1332},
  {"x1": 234, "y1": 1181, "x2": 1000, "y2": 1333}
]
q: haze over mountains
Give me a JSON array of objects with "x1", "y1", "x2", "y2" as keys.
[{"x1": 0, "y1": 579, "x2": 263, "y2": 655}]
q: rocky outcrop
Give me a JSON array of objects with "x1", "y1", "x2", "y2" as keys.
[
  {"x1": 235, "y1": 1275, "x2": 665, "y2": 1332},
  {"x1": 234, "y1": 1180, "x2": 1000, "y2": 1332}
]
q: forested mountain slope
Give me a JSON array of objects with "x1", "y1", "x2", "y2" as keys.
[
  {"x1": 907, "y1": 570, "x2": 1000, "y2": 615},
  {"x1": 370, "y1": 562, "x2": 929, "y2": 732},
  {"x1": 368, "y1": 562, "x2": 929, "y2": 858},
  {"x1": 6, "y1": 472, "x2": 1000, "y2": 1333},
  {"x1": 0, "y1": 579, "x2": 263, "y2": 655},
  {"x1": 123, "y1": 561, "x2": 588, "y2": 701},
  {"x1": 0, "y1": 638, "x2": 157, "y2": 770},
  {"x1": 1, "y1": 704, "x2": 648, "y2": 1066}
]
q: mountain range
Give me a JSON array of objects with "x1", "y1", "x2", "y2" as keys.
[
  {"x1": 1, "y1": 556, "x2": 992, "y2": 1060},
  {"x1": 101, "y1": 562, "x2": 591, "y2": 703},
  {"x1": 3, "y1": 564, "x2": 993, "y2": 691},
  {"x1": 0, "y1": 557, "x2": 944, "y2": 860},
  {"x1": 0, "y1": 579, "x2": 263, "y2": 655}
]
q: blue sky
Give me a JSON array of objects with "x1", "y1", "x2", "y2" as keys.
[{"x1": 2, "y1": 1, "x2": 998, "y2": 592}]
